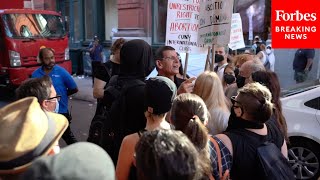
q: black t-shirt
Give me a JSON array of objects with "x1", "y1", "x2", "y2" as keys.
[
  {"x1": 225, "y1": 121, "x2": 284, "y2": 180},
  {"x1": 293, "y1": 49, "x2": 315, "y2": 71},
  {"x1": 95, "y1": 61, "x2": 120, "y2": 84},
  {"x1": 174, "y1": 76, "x2": 185, "y2": 89}
]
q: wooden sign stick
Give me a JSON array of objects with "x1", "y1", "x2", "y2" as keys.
[
  {"x1": 205, "y1": 46, "x2": 211, "y2": 71},
  {"x1": 211, "y1": 44, "x2": 216, "y2": 71},
  {"x1": 183, "y1": 52, "x2": 189, "y2": 79}
]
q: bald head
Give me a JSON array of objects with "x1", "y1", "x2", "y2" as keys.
[{"x1": 239, "y1": 60, "x2": 265, "y2": 85}]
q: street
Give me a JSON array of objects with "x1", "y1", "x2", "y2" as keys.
[
  {"x1": 0, "y1": 77, "x2": 97, "y2": 147},
  {"x1": 60, "y1": 98, "x2": 96, "y2": 147}
]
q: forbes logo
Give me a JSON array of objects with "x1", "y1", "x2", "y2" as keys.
[{"x1": 275, "y1": 10, "x2": 317, "y2": 21}]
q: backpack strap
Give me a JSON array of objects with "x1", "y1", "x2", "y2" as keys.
[{"x1": 101, "y1": 62, "x2": 112, "y2": 78}]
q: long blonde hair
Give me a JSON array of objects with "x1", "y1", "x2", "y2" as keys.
[{"x1": 193, "y1": 71, "x2": 229, "y2": 111}]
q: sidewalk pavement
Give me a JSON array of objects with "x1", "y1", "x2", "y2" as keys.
[{"x1": 72, "y1": 76, "x2": 96, "y2": 103}]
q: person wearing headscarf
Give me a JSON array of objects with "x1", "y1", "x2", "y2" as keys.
[{"x1": 101, "y1": 39, "x2": 155, "y2": 165}]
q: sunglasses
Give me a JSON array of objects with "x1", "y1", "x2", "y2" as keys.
[{"x1": 231, "y1": 96, "x2": 241, "y2": 108}]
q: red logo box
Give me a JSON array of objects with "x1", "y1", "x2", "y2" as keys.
[{"x1": 272, "y1": 0, "x2": 320, "y2": 48}]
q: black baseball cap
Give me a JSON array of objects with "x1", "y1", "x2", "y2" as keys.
[{"x1": 145, "y1": 76, "x2": 177, "y2": 115}]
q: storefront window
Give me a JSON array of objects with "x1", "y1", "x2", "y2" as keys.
[
  {"x1": 73, "y1": 0, "x2": 81, "y2": 42},
  {"x1": 153, "y1": 0, "x2": 168, "y2": 45},
  {"x1": 85, "y1": 0, "x2": 94, "y2": 40},
  {"x1": 235, "y1": 0, "x2": 267, "y2": 43}
]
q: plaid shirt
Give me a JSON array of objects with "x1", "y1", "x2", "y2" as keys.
[{"x1": 209, "y1": 136, "x2": 233, "y2": 180}]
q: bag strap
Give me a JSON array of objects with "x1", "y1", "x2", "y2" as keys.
[
  {"x1": 101, "y1": 62, "x2": 112, "y2": 78},
  {"x1": 209, "y1": 136, "x2": 230, "y2": 180},
  {"x1": 209, "y1": 136, "x2": 223, "y2": 178}
]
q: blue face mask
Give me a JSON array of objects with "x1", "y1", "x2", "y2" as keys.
[{"x1": 54, "y1": 99, "x2": 59, "y2": 113}]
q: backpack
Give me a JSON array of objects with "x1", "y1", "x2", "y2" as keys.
[
  {"x1": 87, "y1": 62, "x2": 113, "y2": 145},
  {"x1": 87, "y1": 100, "x2": 109, "y2": 145},
  {"x1": 257, "y1": 141, "x2": 295, "y2": 180},
  {"x1": 87, "y1": 76, "x2": 145, "y2": 164}
]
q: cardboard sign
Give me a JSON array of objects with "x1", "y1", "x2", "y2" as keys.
[
  {"x1": 228, "y1": 13, "x2": 245, "y2": 50},
  {"x1": 165, "y1": 0, "x2": 205, "y2": 53},
  {"x1": 198, "y1": 0, "x2": 234, "y2": 45}
]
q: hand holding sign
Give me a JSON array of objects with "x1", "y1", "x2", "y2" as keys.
[{"x1": 177, "y1": 77, "x2": 196, "y2": 94}]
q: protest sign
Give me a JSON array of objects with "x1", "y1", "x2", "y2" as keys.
[
  {"x1": 198, "y1": 0, "x2": 234, "y2": 45},
  {"x1": 165, "y1": 0, "x2": 205, "y2": 53},
  {"x1": 228, "y1": 13, "x2": 245, "y2": 50}
]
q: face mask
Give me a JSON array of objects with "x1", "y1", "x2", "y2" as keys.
[
  {"x1": 224, "y1": 74, "x2": 236, "y2": 84},
  {"x1": 215, "y1": 54, "x2": 224, "y2": 63},
  {"x1": 226, "y1": 107, "x2": 264, "y2": 131},
  {"x1": 266, "y1": 49, "x2": 271, "y2": 54},
  {"x1": 54, "y1": 99, "x2": 59, "y2": 113},
  {"x1": 234, "y1": 68, "x2": 239, "y2": 77},
  {"x1": 236, "y1": 75, "x2": 246, "y2": 88}
]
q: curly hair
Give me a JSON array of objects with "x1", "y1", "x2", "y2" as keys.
[
  {"x1": 135, "y1": 129, "x2": 204, "y2": 180},
  {"x1": 110, "y1": 38, "x2": 126, "y2": 55}
]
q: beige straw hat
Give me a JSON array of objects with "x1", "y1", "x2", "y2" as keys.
[{"x1": 0, "y1": 97, "x2": 68, "y2": 174}]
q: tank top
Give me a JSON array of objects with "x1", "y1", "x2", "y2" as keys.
[
  {"x1": 128, "y1": 129, "x2": 147, "y2": 180},
  {"x1": 225, "y1": 122, "x2": 284, "y2": 179}
]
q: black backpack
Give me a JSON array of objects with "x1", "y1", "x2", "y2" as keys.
[
  {"x1": 87, "y1": 76, "x2": 145, "y2": 163},
  {"x1": 257, "y1": 141, "x2": 295, "y2": 180},
  {"x1": 87, "y1": 100, "x2": 109, "y2": 145}
]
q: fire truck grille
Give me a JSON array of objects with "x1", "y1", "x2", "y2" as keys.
[{"x1": 22, "y1": 53, "x2": 65, "y2": 65}]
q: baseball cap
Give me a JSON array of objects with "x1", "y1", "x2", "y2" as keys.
[
  {"x1": 21, "y1": 142, "x2": 115, "y2": 180},
  {"x1": 145, "y1": 76, "x2": 177, "y2": 115}
]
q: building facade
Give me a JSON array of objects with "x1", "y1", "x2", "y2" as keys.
[{"x1": 23, "y1": 0, "x2": 270, "y2": 49}]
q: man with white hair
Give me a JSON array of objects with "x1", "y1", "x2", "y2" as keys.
[
  {"x1": 236, "y1": 59, "x2": 265, "y2": 88},
  {"x1": 225, "y1": 58, "x2": 265, "y2": 99}
]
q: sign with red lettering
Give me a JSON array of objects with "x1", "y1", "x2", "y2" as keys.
[
  {"x1": 198, "y1": 0, "x2": 234, "y2": 45},
  {"x1": 272, "y1": 0, "x2": 320, "y2": 48},
  {"x1": 166, "y1": 0, "x2": 205, "y2": 53},
  {"x1": 228, "y1": 13, "x2": 245, "y2": 50}
]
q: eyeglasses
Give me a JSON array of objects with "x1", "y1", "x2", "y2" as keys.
[
  {"x1": 47, "y1": 95, "x2": 61, "y2": 102},
  {"x1": 231, "y1": 96, "x2": 241, "y2": 108},
  {"x1": 162, "y1": 56, "x2": 179, "y2": 61}
]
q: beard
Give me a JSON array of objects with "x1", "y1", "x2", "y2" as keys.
[{"x1": 43, "y1": 62, "x2": 55, "y2": 70}]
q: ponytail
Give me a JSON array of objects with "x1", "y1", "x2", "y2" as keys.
[{"x1": 184, "y1": 116, "x2": 208, "y2": 150}]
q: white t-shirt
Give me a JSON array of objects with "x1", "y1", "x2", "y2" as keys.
[{"x1": 214, "y1": 63, "x2": 228, "y2": 81}]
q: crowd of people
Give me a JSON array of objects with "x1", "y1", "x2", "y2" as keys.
[{"x1": 0, "y1": 36, "x2": 299, "y2": 180}]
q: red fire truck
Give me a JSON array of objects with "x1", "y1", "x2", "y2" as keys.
[{"x1": 0, "y1": 8, "x2": 71, "y2": 86}]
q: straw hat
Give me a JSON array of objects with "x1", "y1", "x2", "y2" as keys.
[{"x1": 0, "y1": 97, "x2": 68, "y2": 174}]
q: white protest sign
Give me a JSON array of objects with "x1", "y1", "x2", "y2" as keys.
[
  {"x1": 198, "y1": 0, "x2": 234, "y2": 45},
  {"x1": 165, "y1": 0, "x2": 205, "y2": 53},
  {"x1": 228, "y1": 13, "x2": 245, "y2": 50}
]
